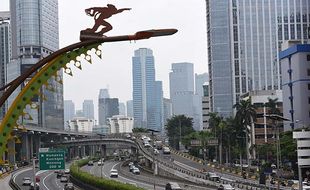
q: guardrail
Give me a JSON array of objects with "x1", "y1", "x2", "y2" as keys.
[{"x1": 136, "y1": 140, "x2": 286, "y2": 190}]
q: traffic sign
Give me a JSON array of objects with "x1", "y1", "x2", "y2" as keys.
[{"x1": 39, "y1": 151, "x2": 65, "y2": 170}]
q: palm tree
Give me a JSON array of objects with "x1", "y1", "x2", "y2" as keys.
[
  {"x1": 265, "y1": 98, "x2": 280, "y2": 115},
  {"x1": 233, "y1": 99, "x2": 257, "y2": 165}
]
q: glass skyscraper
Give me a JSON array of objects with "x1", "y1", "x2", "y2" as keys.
[
  {"x1": 206, "y1": 0, "x2": 310, "y2": 117},
  {"x1": 83, "y1": 100, "x2": 94, "y2": 120},
  {"x1": 0, "y1": 12, "x2": 11, "y2": 120},
  {"x1": 8, "y1": 0, "x2": 63, "y2": 129},
  {"x1": 169, "y1": 62, "x2": 202, "y2": 130},
  {"x1": 132, "y1": 48, "x2": 163, "y2": 131}
]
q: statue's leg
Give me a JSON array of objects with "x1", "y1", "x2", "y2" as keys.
[
  {"x1": 98, "y1": 21, "x2": 112, "y2": 35},
  {"x1": 89, "y1": 21, "x2": 101, "y2": 32}
]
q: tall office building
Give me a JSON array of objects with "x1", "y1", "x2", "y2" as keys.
[
  {"x1": 206, "y1": 0, "x2": 310, "y2": 117},
  {"x1": 8, "y1": 0, "x2": 63, "y2": 129},
  {"x1": 132, "y1": 48, "x2": 163, "y2": 131},
  {"x1": 119, "y1": 102, "x2": 126, "y2": 116},
  {"x1": 99, "y1": 89, "x2": 110, "y2": 99},
  {"x1": 0, "y1": 12, "x2": 11, "y2": 120},
  {"x1": 195, "y1": 73, "x2": 209, "y2": 97},
  {"x1": 169, "y1": 62, "x2": 201, "y2": 130},
  {"x1": 82, "y1": 99, "x2": 94, "y2": 119},
  {"x1": 163, "y1": 98, "x2": 172, "y2": 126},
  {"x1": 126, "y1": 100, "x2": 133, "y2": 117},
  {"x1": 98, "y1": 98, "x2": 119, "y2": 125},
  {"x1": 64, "y1": 100, "x2": 75, "y2": 126},
  {"x1": 153, "y1": 81, "x2": 163, "y2": 132}
]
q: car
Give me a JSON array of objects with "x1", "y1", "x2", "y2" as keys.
[
  {"x1": 132, "y1": 167, "x2": 140, "y2": 175},
  {"x1": 35, "y1": 176, "x2": 40, "y2": 183},
  {"x1": 131, "y1": 136, "x2": 136, "y2": 140},
  {"x1": 165, "y1": 182, "x2": 182, "y2": 190},
  {"x1": 60, "y1": 175, "x2": 69, "y2": 183},
  {"x1": 64, "y1": 183, "x2": 74, "y2": 190},
  {"x1": 125, "y1": 134, "x2": 131, "y2": 138},
  {"x1": 129, "y1": 164, "x2": 135, "y2": 172},
  {"x1": 57, "y1": 171, "x2": 64, "y2": 178},
  {"x1": 30, "y1": 182, "x2": 40, "y2": 190},
  {"x1": 128, "y1": 162, "x2": 134, "y2": 167},
  {"x1": 22, "y1": 177, "x2": 31, "y2": 186},
  {"x1": 144, "y1": 143, "x2": 152, "y2": 148},
  {"x1": 87, "y1": 161, "x2": 94, "y2": 166},
  {"x1": 64, "y1": 169, "x2": 70, "y2": 174},
  {"x1": 110, "y1": 169, "x2": 118, "y2": 178},
  {"x1": 154, "y1": 148, "x2": 160, "y2": 155},
  {"x1": 222, "y1": 184, "x2": 235, "y2": 190},
  {"x1": 97, "y1": 161, "x2": 104, "y2": 166},
  {"x1": 163, "y1": 147, "x2": 171, "y2": 154}
]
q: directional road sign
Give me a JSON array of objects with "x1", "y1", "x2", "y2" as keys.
[{"x1": 39, "y1": 151, "x2": 65, "y2": 170}]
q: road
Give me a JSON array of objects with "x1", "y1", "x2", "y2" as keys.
[
  {"x1": 82, "y1": 159, "x2": 215, "y2": 190},
  {"x1": 82, "y1": 160, "x2": 164, "y2": 190},
  {"x1": 13, "y1": 164, "x2": 78, "y2": 190}
]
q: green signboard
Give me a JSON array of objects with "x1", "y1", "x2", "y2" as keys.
[{"x1": 39, "y1": 151, "x2": 65, "y2": 170}]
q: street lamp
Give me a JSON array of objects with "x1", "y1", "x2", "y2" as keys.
[
  {"x1": 264, "y1": 114, "x2": 290, "y2": 190},
  {"x1": 147, "y1": 129, "x2": 159, "y2": 190}
]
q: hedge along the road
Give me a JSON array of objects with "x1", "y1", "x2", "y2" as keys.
[{"x1": 70, "y1": 159, "x2": 144, "y2": 190}]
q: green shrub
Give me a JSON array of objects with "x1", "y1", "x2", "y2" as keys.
[{"x1": 70, "y1": 158, "x2": 144, "y2": 190}]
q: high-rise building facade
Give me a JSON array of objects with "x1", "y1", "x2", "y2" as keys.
[
  {"x1": 119, "y1": 102, "x2": 126, "y2": 116},
  {"x1": 98, "y1": 98, "x2": 119, "y2": 125},
  {"x1": 206, "y1": 0, "x2": 310, "y2": 117},
  {"x1": 8, "y1": 0, "x2": 63, "y2": 129},
  {"x1": 163, "y1": 98, "x2": 172, "y2": 126},
  {"x1": 107, "y1": 115, "x2": 134, "y2": 134},
  {"x1": 126, "y1": 100, "x2": 133, "y2": 117},
  {"x1": 195, "y1": 73, "x2": 209, "y2": 97},
  {"x1": 83, "y1": 99, "x2": 94, "y2": 119},
  {"x1": 153, "y1": 81, "x2": 163, "y2": 132},
  {"x1": 99, "y1": 88, "x2": 110, "y2": 99},
  {"x1": 64, "y1": 100, "x2": 75, "y2": 126},
  {"x1": 280, "y1": 42, "x2": 310, "y2": 130},
  {"x1": 132, "y1": 48, "x2": 163, "y2": 131},
  {"x1": 169, "y1": 62, "x2": 201, "y2": 130},
  {"x1": 0, "y1": 12, "x2": 11, "y2": 120}
]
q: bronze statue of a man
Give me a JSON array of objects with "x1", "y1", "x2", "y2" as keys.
[{"x1": 82, "y1": 4, "x2": 131, "y2": 35}]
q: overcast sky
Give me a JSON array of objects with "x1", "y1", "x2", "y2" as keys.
[{"x1": 1, "y1": 0, "x2": 207, "y2": 119}]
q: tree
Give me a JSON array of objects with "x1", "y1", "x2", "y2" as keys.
[
  {"x1": 132, "y1": 127, "x2": 148, "y2": 133},
  {"x1": 233, "y1": 99, "x2": 257, "y2": 164},
  {"x1": 265, "y1": 98, "x2": 280, "y2": 115},
  {"x1": 165, "y1": 115, "x2": 195, "y2": 150}
]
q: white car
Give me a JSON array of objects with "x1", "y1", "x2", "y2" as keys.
[
  {"x1": 110, "y1": 169, "x2": 118, "y2": 178},
  {"x1": 30, "y1": 182, "x2": 40, "y2": 190},
  {"x1": 220, "y1": 184, "x2": 235, "y2": 190},
  {"x1": 64, "y1": 169, "x2": 70, "y2": 174},
  {"x1": 22, "y1": 177, "x2": 31, "y2": 186},
  {"x1": 97, "y1": 160, "x2": 104, "y2": 166},
  {"x1": 60, "y1": 175, "x2": 69, "y2": 183},
  {"x1": 144, "y1": 143, "x2": 152, "y2": 148},
  {"x1": 132, "y1": 167, "x2": 140, "y2": 175},
  {"x1": 163, "y1": 147, "x2": 171, "y2": 154},
  {"x1": 154, "y1": 148, "x2": 159, "y2": 155}
]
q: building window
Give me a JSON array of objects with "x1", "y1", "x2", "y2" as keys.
[
  {"x1": 307, "y1": 55, "x2": 310, "y2": 61},
  {"x1": 309, "y1": 97, "x2": 310, "y2": 104},
  {"x1": 308, "y1": 83, "x2": 310, "y2": 90},
  {"x1": 308, "y1": 69, "x2": 310, "y2": 76}
]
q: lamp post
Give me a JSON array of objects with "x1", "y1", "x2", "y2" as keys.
[
  {"x1": 147, "y1": 129, "x2": 159, "y2": 190},
  {"x1": 264, "y1": 114, "x2": 290, "y2": 190}
]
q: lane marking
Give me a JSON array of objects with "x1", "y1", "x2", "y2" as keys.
[
  {"x1": 42, "y1": 171, "x2": 54, "y2": 190},
  {"x1": 13, "y1": 167, "x2": 32, "y2": 183}
]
